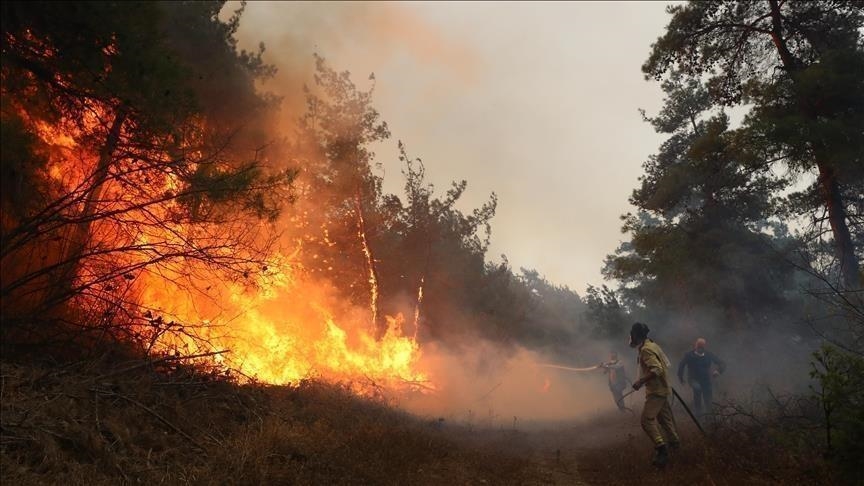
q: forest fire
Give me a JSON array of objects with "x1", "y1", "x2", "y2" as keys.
[
  {"x1": 4, "y1": 57, "x2": 430, "y2": 394},
  {"x1": 4, "y1": 2, "x2": 863, "y2": 484},
  {"x1": 133, "y1": 256, "x2": 430, "y2": 389},
  {"x1": 29, "y1": 112, "x2": 431, "y2": 390},
  {"x1": 33, "y1": 109, "x2": 430, "y2": 391}
]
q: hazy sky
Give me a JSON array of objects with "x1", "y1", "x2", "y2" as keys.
[{"x1": 232, "y1": 1, "x2": 674, "y2": 292}]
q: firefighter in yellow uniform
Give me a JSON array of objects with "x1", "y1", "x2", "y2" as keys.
[{"x1": 629, "y1": 322, "x2": 680, "y2": 467}]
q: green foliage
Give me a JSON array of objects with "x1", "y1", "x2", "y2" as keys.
[
  {"x1": 2, "y1": 1, "x2": 194, "y2": 129},
  {"x1": 178, "y1": 163, "x2": 294, "y2": 222},
  {"x1": 297, "y1": 61, "x2": 542, "y2": 347},
  {"x1": 643, "y1": 1, "x2": 864, "y2": 104},
  {"x1": 377, "y1": 142, "x2": 586, "y2": 353},
  {"x1": 606, "y1": 75, "x2": 797, "y2": 325},
  {"x1": 1, "y1": 0, "x2": 282, "y2": 216},
  {"x1": 303, "y1": 53, "x2": 390, "y2": 188},
  {"x1": 297, "y1": 59, "x2": 588, "y2": 352},
  {"x1": 810, "y1": 345, "x2": 864, "y2": 478},
  {"x1": 643, "y1": 0, "x2": 864, "y2": 286},
  {"x1": 583, "y1": 285, "x2": 628, "y2": 340},
  {"x1": 743, "y1": 48, "x2": 864, "y2": 176},
  {"x1": 297, "y1": 56, "x2": 391, "y2": 309},
  {"x1": 378, "y1": 143, "x2": 508, "y2": 344}
]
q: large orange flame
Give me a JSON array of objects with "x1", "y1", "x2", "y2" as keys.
[
  {"x1": 136, "y1": 257, "x2": 429, "y2": 391},
  {"x1": 22, "y1": 110, "x2": 432, "y2": 395}
]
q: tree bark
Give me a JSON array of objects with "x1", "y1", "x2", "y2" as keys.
[
  {"x1": 767, "y1": 0, "x2": 798, "y2": 71},
  {"x1": 817, "y1": 164, "x2": 860, "y2": 288},
  {"x1": 354, "y1": 188, "x2": 385, "y2": 339},
  {"x1": 766, "y1": 0, "x2": 859, "y2": 288}
]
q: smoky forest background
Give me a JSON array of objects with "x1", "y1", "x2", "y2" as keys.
[{"x1": 1, "y1": 1, "x2": 862, "y2": 484}]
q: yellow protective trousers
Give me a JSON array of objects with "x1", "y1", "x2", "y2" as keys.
[{"x1": 641, "y1": 394, "x2": 679, "y2": 446}]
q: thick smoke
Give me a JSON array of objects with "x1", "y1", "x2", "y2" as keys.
[
  {"x1": 402, "y1": 340, "x2": 624, "y2": 425},
  {"x1": 226, "y1": 1, "x2": 477, "y2": 135},
  {"x1": 392, "y1": 301, "x2": 823, "y2": 424},
  {"x1": 216, "y1": 2, "x2": 824, "y2": 424}
]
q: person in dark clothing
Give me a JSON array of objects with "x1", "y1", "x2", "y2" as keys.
[
  {"x1": 599, "y1": 351, "x2": 630, "y2": 411},
  {"x1": 677, "y1": 338, "x2": 726, "y2": 416}
]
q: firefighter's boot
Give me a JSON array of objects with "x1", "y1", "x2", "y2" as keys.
[{"x1": 652, "y1": 444, "x2": 669, "y2": 468}]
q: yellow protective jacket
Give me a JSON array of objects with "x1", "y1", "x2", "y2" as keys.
[{"x1": 638, "y1": 339, "x2": 672, "y2": 397}]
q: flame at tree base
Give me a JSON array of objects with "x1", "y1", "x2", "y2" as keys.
[
  {"x1": 221, "y1": 309, "x2": 429, "y2": 389},
  {"x1": 133, "y1": 256, "x2": 432, "y2": 394}
]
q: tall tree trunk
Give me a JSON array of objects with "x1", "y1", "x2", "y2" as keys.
[
  {"x1": 413, "y1": 231, "x2": 435, "y2": 341},
  {"x1": 817, "y1": 163, "x2": 860, "y2": 288},
  {"x1": 767, "y1": 0, "x2": 859, "y2": 288},
  {"x1": 767, "y1": 0, "x2": 798, "y2": 71},
  {"x1": 413, "y1": 275, "x2": 424, "y2": 341},
  {"x1": 354, "y1": 188, "x2": 384, "y2": 338},
  {"x1": 46, "y1": 107, "x2": 128, "y2": 309}
]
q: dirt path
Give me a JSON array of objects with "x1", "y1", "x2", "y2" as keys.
[
  {"x1": 474, "y1": 409, "x2": 725, "y2": 485},
  {"x1": 491, "y1": 407, "x2": 811, "y2": 486},
  {"x1": 522, "y1": 412, "x2": 643, "y2": 485},
  {"x1": 529, "y1": 445, "x2": 587, "y2": 485}
]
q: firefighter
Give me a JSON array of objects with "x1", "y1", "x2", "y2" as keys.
[
  {"x1": 630, "y1": 322, "x2": 679, "y2": 468},
  {"x1": 677, "y1": 337, "x2": 726, "y2": 416},
  {"x1": 599, "y1": 351, "x2": 629, "y2": 411}
]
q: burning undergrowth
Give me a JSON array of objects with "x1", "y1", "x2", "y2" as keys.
[
  {"x1": 2, "y1": 1, "x2": 598, "y2": 420},
  {"x1": 0, "y1": 355, "x2": 542, "y2": 485},
  {"x1": 1, "y1": 2, "x2": 440, "y2": 402}
]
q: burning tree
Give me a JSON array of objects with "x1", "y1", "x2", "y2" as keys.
[
  {"x1": 380, "y1": 141, "x2": 498, "y2": 342},
  {"x1": 297, "y1": 54, "x2": 391, "y2": 339},
  {"x1": 1, "y1": 1, "x2": 573, "y2": 391},
  {"x1": 0, "y1": 4, "x2": 444, "y2": 390},
  {"x1": 1, "y1": 2, "x2": 294, "y2": 343}
]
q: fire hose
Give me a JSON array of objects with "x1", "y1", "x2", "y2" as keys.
[
  {"x1": 538, "y1": 363, "x2": 635, "y2": 412},
  {"x1": 538, "y1": 362, "x2": 706, "y2": 435},
  {"x1": 536, "y1": 363, "x2": 600, "y2": 372}
]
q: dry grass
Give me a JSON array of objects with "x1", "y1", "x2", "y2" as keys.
[
  {"x1": 1, "y1": 352, "x2": 848, "y2": 485},
  {"x1": 0, "y1": 355, "x2": 541, "y2": 485},
  {"x1": 534, "y1": 409, "x2": 846, "y2": 486}
]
